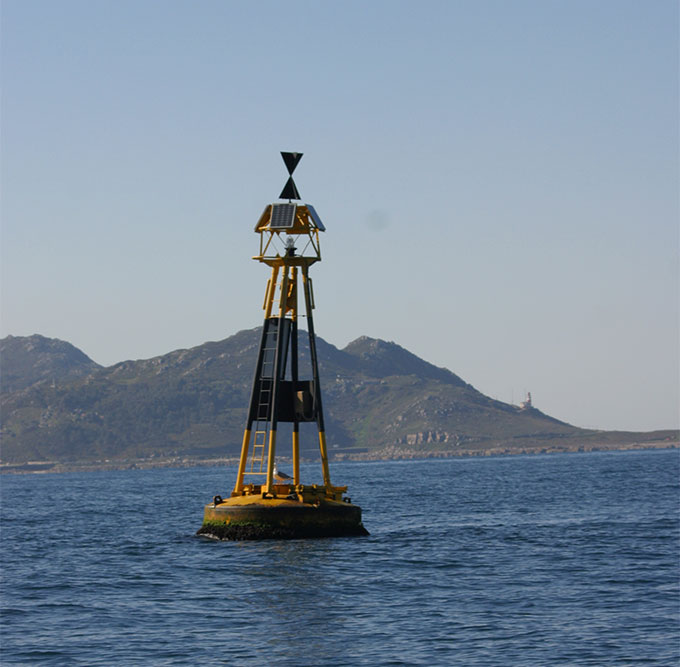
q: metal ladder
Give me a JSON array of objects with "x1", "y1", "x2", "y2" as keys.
[{"x1": 248, "y1": 323, "x2": 280, "y2": 474}]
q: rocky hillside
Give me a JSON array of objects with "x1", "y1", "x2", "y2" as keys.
[
  {"x1": 1, "y1": 331, "x2": 676, "y2": 465},
  {"x1": 1, "y1": 335, "x2": 101, "y2": 393}
]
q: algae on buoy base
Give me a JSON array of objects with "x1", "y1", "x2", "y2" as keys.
[
  {"x1": 197, "y1": 495, "x2": 368, "y2": 540},
  {"x1": 197, "y1": 483, "x2": 369, "y2": 540}
]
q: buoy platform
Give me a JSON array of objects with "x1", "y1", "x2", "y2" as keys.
[{"x1": 197, "y1": 484, "x2": 368, "y2": 540}]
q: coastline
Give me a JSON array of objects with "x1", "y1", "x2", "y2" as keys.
[{"x1": 1, "y1": 440, "x2": 677, "y2": 475}]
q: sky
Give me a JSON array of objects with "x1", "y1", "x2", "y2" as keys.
[{"x1": 1, "y1": 0, "x2": 678, "y2": 432}]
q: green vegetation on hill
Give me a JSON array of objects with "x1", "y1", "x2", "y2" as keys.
[{"x1": 1, "y1": 332, "x2": 676, "y2": 465}]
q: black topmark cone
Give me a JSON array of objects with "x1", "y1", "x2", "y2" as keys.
[
  {"x1": 281, "y1": 151, "x2": 303, "y2": 174},
  {"x1": 279, "y1": 177, "x2": 300, "y2": 200},
  {"x1": 279, "y1": 151, "x2": 303, "y2": 200}
]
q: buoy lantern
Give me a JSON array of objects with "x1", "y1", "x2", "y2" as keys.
[{"x1": 197, "y1": 152, "x2": 368, "y2": 540}]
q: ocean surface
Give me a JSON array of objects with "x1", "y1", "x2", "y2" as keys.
[{"x1": 1, "y1": 449, "x2": 678, "y2": 665}]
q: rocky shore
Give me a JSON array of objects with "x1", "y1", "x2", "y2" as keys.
[{"x1": 2, "y1": 440, "x2": 676, "y2": 475}]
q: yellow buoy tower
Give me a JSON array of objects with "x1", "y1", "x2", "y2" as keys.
[{"x1": 197, "y1": 152, "x2": 368, "y2": 540}]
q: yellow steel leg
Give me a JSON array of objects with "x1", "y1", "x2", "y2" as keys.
[
  {"x1": 233, "y1": 429, "x2": 251, "y2": 496},
  {"x1": 264, "y1": 266, "x2": 280, "y2": 319},
  {"x1": 318, "y1": 431, "x2": 332, "y2": 489},
  {"x1": 265, "y1": 428, "x2": 277, "y2": 495},
  {"x1": 292, "y1": 429, "x2": 300, "y2": 485}
]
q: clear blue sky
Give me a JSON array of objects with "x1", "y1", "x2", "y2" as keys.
[{"x1": 2, "y1": 0, "x2": 678, "y2": 432}]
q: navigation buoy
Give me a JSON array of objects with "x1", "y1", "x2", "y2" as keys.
[{"x1": 197, "y1": 152, "x2": 368, "y2": 540}]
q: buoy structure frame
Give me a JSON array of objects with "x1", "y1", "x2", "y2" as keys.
[
  {"x1": 234, "y1": 249, "x2": 330, "y2": 497},
  {"x1": 198, "y1": 159, "x2": 368, "y2": 539}
]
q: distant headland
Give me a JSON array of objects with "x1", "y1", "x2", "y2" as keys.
[{"x1": 1, "y1": 332, "x2": 677, "y2": 473}]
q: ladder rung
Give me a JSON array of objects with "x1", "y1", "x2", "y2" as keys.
[{"x1": 249, "y1": 429, "x2": 269, "y2": 472}]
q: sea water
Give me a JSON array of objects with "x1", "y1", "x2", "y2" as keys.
[{"x1": 1, "y1": 449, "x2": 678, "y2": 665}]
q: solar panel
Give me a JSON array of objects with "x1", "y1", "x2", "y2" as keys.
[
  {"x1": 270, "y1": 203, "x2": 297, "y2": 229},
  {"x1": 306, "y1": 204, "x2": 326, "y2": 231}
]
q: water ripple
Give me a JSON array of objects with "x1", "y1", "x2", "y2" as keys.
[{"x1": 1, "y1": 449, "x2": 678, "y2": 665}]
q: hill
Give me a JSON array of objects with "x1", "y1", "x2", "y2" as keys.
[
  {"x1": 0, "y1": 334, "x2": 101, "y2": 393},
  {"x1": 1, "y1": 331, "x2": 676, "y2": 468}
]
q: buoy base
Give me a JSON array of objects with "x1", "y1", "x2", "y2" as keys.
[{"x1": 197, "y1": 489, "x2": 368, "y2": 540}]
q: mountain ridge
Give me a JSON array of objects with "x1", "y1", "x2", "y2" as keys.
[
  {"x1": 1, "y1": 331, "x2": 676, "y2": 466},
  {"x1": 0, "y1": 334, "x2": 101, "y2": 393}
]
